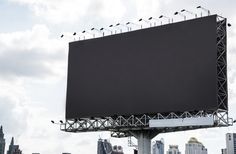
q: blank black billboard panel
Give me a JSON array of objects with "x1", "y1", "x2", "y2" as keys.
[{"x1": 66, "y1": 15, "x2": 220, "y2": 119}]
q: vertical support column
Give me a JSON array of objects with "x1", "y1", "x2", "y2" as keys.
[
  {"x1": 130, "y1": 130, "x2": 159, "y2": 154},
  {"x1": 137, "y1": 132, "x2": 151, "y2": 154}
]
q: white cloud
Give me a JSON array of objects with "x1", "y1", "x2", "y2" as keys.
[
  {"x1": 0, "y1": 24, "x2": 67, "y2": 81},
  {"x1": 9, "y1": 0, "x2": 162, "y2": 29},
  {"x1": 130, "y1": 0, "x2": 160, "y2": 18},
  {"x1": 9, "y1": 0, "x2": 127, "y2": 24},
  {"x1": 0, "y1": 79, "x2": 30, "y2": 150},
  {"x1": 0, "y1": 24, "x2": 68, "y2": 153},
  {"x1": 9, "y1": 0, "x2": 89, "y2": 24}
]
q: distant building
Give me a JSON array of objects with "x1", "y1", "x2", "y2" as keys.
[
  {"x1": 7, "y1": 137, "x2": 22, "y2": 154},
  {"x1": 0, "y1": 126, "x2": 5, "y2": 154},
  {"x1": 226, "y1": 133, "x2": 236, "y2": 154},
  {"x1": 97, "y1": 139, "x2": 124, "y2": 154},
  {"x1": 166, "y1": 145, "x2": 181, "y2": 154},
  {"x1": 97, "y1": 139, "x2": 113, "y2": 154},
  {"x1": 185, "y1": 137, "x2": 207, "y2": 154},
  {"x1": 221, "y1": 148, "x2": 227, "y2": 154},
  {"x1": 112, "y1": 145, "x2": 124, "y2": 154},
  {"x1": 153, "y1": 140, "x2": 164, "y2": 154}
]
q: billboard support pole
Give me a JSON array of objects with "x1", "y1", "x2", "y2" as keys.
[{"x1": 130, "y1": 130, "x2": 159, "y2": 154}]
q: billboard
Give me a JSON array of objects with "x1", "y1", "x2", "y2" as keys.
[{"x1": 66, "y1": 15, "x2": 227, "y2": 119}]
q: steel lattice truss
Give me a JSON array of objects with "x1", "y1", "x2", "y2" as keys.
[
  {"x1": 216, "y1": 15, "x2": 227, "y2": 111},
  {"x1": 60, "y1": 109, "x2": 232, "y2": 137},
  {"x1": 60, "y1": 15, "x2": 232, "y2": 137}
]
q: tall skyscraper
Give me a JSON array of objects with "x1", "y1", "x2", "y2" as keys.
[
  {"x1": 0, "y1": 126, "x2": 5, "y2": 154},
  {"x1": 166, "y1": 145, "x2": 181, "y2": 154},
  {"x1": 221, "y1": 148, "x2": 227, "y2": 154},
  {"x1": 7, "y1": 137, "x2": 22, "y2": 154},
  {"x1": 185, "y1": 137, "x2": 207, "y2": 154},
  {"x1": 153, "y1": 140, "x2": 164, "y2": 154},
  {"x1": 226, "y1": 133, "x2": 236, "y2": 154}
]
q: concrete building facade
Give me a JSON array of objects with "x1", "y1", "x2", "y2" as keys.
[
  {"x1": 226, "y1": 133, "x2": 236, "y2": 154},
  {"x1": 166, "y1": 145, "x2": 181, "y2": 154},
  {"x1": 185, "y1": 137, "x2": 207, "y2": 154},
  {"x1": 7, "y1": 137, "x2": 22, "y2": 154},
  {"x1": 153, "y1": 140, "x2": 164, "y2": 154}
]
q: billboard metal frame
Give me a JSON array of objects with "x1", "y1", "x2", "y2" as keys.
[
  {"x1": 216, "y1": 15, "x2": 227, "y2": 111},
  {"x1": 60, "y1": 15, "x2": 231, "y2": 138},
  {"x1": 60, "y1": 110, "x2": 232, "y2": 137}
]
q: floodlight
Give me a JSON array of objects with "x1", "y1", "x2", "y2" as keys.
[
  {"x1": 138, "y1": 18, "x2": 152, "y2": 27},
  {"x1": 91, "y1": 27, "x2": 102, "y2": 32},
  {"x1": 112, "y1": 23, "x2": 122, "y2": 33},
  {"x1": 100, "y1": 27, "x2": 113, "y2": 35},
  {"x1": 196, "y1": 6, "x2": 210, "y2": 16},
  {"x1": 82, "y1": 30, "x2": 95, "y2": 38},
  {"x1": 174, "y1": 12, "x2": 186, "y2": 20},
  {"x1": 126, "y1": 21, "x2": 141, "y2": 30},
  {"x1": 159, "y1": 15, "x2": 172, "y2": 23},
  {"x1": 91, "y1": 28, "x2": 103, "y2": 37},
  {"x1": 72, "y1": 32, "x2": 77, "y2": 41},
  {"x1": 181, "y1": 9, "x2": 197, "y2": 18},
  {"x1": 148, "y1": 17, "x2": 161, "y2": 26},
  {"x1": 115, "y1": 23, "x2": 129, "y2": 32},
  {"x1": 139, "y1": 18, "x2": 150, "y2": 23}
]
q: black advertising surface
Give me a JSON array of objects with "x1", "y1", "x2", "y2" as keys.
[{"x1": 66, "y1": 15, "x2": 220, "y2": 119}]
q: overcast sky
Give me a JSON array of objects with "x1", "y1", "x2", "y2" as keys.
[{"x1": 0, "y1": 0, "x2": 236, "y2": 154}]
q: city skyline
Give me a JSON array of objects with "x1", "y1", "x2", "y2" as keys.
[
  {"x1": 0, "y1": 0, "x2": 236, "y2": 153},
  {"x1": 1, "y1": 124, "x2": 236, "y2": 153},
  {"x1": 0, "y1": 126, "x2": 22, "y2": 154}
]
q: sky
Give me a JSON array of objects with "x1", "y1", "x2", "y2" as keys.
[{"x1": 0, "y1": 0, "x2": 236, "y2": 153}]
